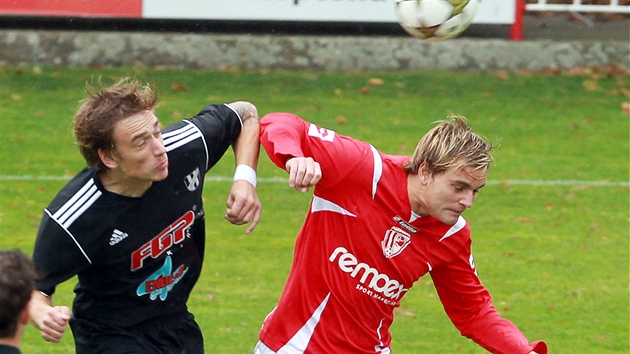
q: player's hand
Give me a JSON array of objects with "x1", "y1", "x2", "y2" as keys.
[
  {"x1": 225, "y1": 179, "x2": 262, "y2": 234},
  {"x1": 39, "y1": 305, "x2": 71, "y2": 343},
  {"x1": 285, "y1": 157, "x2": 322, "y2": 193}
]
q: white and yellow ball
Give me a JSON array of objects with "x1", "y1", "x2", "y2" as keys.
[{"x1": 395, "y1": 0, "x2": 480, "y2": 41}]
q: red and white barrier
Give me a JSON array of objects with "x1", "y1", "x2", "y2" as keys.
[
  {"x1": 0, "y1": 0, "x2": 515, "y2": 25},
  {"x1": 0, "y1": 0, "x2": 142, "y2": 18}
]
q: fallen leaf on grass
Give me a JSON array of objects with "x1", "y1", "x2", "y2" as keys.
[
  {"x1": 567, "y1": 124, "x2": 580, "y2": 130},
  {"x1": 567, "y1": 67, "x2": 591, "y2": 76},
  {"x1": 171, "y1": 83, "x2": 187, "y2": 91},
  {"x1": 496, "y1": 70, "x2": 510, "y2": 80},
  {"x1": 515, "y1": 216, "x2": 532, "y2": 224},
  {"x1": 583, "y1": 79, "x2": 601, "y2": 91},
  {"x1": 367, "y1": 77, "x2": 385, "y2": 86},
  {"x1": 571, "y1": 185, "x2": 590, "y2": 191},
  {"x1": 394, "y1": 308, "x2": 416, "y2": 317}
]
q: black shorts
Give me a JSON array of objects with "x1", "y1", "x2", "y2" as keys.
[{"x1": 69, "y1": 312, "x2": 204, "y2": 354}]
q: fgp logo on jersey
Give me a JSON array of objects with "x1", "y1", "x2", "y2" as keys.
[
  {"x1": 137, "y1": 256, "x2": 189, "y2": 301},
  {"x1": 381, "y1": 226, "x2": 411, "y2": 259},
  {"x1": 307, "y1": 123, "x2": 335, "y2": 142},
  {"x1": 131, "y1": 211, "x2": 195, "y2": 271}
]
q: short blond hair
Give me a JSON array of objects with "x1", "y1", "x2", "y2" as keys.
[{"x1": 403, "y1": 114, "x2": 494, "y2": 175}]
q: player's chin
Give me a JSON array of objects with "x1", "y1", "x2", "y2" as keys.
[
  {"x1": 153, "y1": 169, "x2": 169, "y2": 181},
  {"x1": 438, "y1": 211, "x2": 461, "y2": 225}
]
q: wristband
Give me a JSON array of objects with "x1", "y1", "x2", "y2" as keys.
[{"x1": 233, "y1": 164, "x2": 257, "y2": 187}]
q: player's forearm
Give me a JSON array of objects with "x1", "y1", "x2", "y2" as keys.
[
  {"x1": 431, "y1": 265, "x2": 545, "y2": 354},
  {"x1": 229, "y1": 101, "x2": 260, "y2": 169},
  {"x1": 458, "y1": 305, "x2": 545, "y2": 354},
  {"x1": 29, "y1": 290, "x2": 53, "y2": 329},
  {"x1": 28, "y1": 289, "x2": 72, "y2": 343}
]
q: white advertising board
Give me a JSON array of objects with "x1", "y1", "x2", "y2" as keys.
[{"x1": 142, "y1": 0, "x2": 515, "y2": 25}]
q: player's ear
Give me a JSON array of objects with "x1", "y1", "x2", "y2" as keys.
[
  {"x1": 98, "y1": 148, "x2": 118, "y2": 169},
  {"x1": 418, "y1": 162, "x2": 431, "y2": 184},
  {"x1": 20, "y1": 300, "x2": 31, "y2": 324}
]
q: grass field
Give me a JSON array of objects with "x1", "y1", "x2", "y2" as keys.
[{"x1": 0, "y1": 65, "x2": 628, "y2": 353}]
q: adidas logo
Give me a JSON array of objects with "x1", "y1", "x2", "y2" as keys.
[{"x1": 110, "y1": 229, "x2": 129, "y2": 246}]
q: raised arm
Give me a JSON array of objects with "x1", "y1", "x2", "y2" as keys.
[
  {"x1": 224, "y1": 101, "x2": 262, "y2": 234},
  {"x1": 259, "y1": 112, "x2": 379, "y2": 195}
]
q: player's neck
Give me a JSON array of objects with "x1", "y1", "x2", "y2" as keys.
[
  {"x1": 0, "y1": 333, "x2": 21, "y2": 349},
  {"x1": 407, "y1": 174, "x2": 429, "y2": 217},
  {"x1": 99, "y1": 169, "x2": 153, "y2": 198}
]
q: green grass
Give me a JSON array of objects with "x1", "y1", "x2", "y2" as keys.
[{"x1": 0, "y1": 66, "x2": 628, "y2": 353}]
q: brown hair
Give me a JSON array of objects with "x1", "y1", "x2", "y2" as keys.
[
  {"x1": 73, "y1": 77, "x2": 158, "y2": 171},
  {"x1": 0, "y1": 249, "x2": 35, "y2": 338},
  {"x1": 403, "y1": 114, "x2": 494, "y2": 176}
]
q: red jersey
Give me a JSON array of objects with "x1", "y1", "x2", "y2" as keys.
[{"x1": 259, "y1": 113, "x2": 547, "y2": 354}]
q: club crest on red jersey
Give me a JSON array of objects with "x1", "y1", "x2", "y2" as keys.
[{"x1": 382, "y1": 226, "x2": 411, "y2": 258}]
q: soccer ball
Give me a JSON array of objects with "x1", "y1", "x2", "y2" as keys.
[{"x1": 395, "y1": 0, "x2": 479, "y2": 41}]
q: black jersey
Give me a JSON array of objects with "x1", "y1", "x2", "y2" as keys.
[{"x1": 33, "y1": 104, "x2": 242, "y2": 327}]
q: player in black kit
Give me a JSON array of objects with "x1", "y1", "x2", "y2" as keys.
[{"x1": 29, "y1": 78, "x2": 262, "y2": 353}]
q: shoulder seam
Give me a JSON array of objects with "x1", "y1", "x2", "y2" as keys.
[{"x1": 45, "y1": 208, "x2": 92, "y2": 264}]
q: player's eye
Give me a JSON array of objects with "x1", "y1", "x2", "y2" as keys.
[{"x1": 134, "y1": 137, "x2": 148, "y2": 148}]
